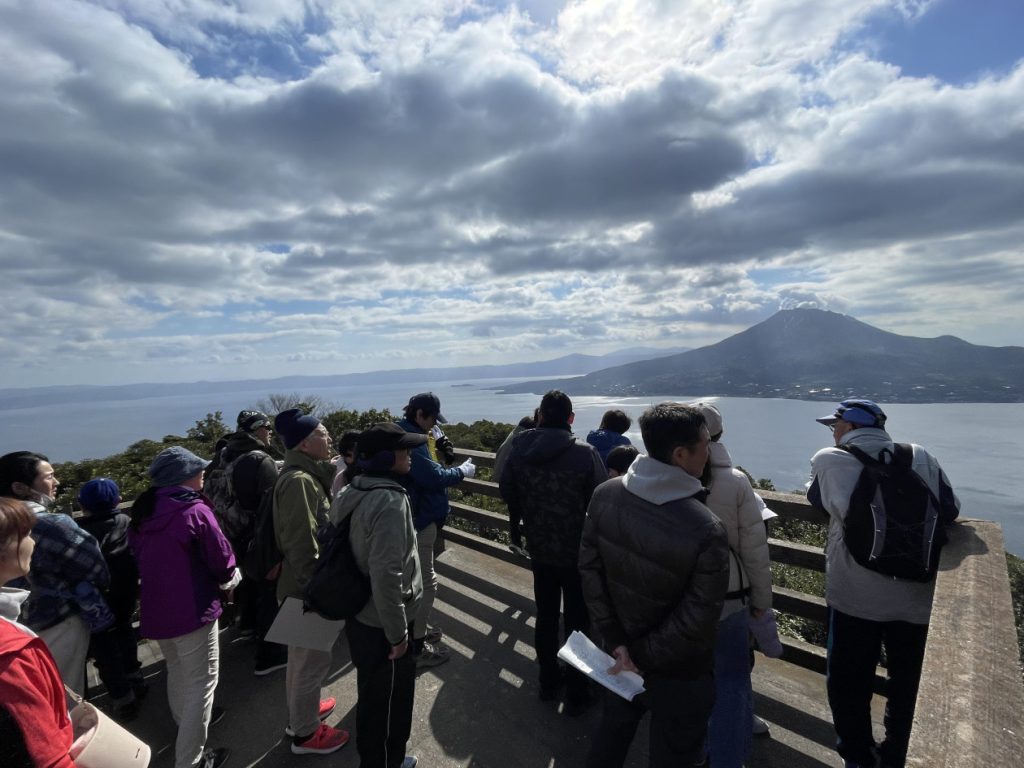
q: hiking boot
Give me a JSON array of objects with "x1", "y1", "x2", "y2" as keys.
[
  {"x1": 285, "y1": 697, "x2": 337, "y2": 737},
  {"x1": 112, "y1": 694, "x2": 140, "y2": 723},
  {"x1": 752, "y1": 714, "x2": 771, "y2": 738},
  {"x1": 425, "y1": 626, "x2": 443, "y2": 644},
  {"x1": 194, "y1": 747, "x2": 230, "y2": 768},
  {"x1": 415, "y1": 641, "x2": 450, "y2": 669},
  {"x1": 401, "y1": 757, "x2": 418, "y2": 768},
  {"x1": 291, "y1": 723, "x2": 350, "y2": 755}
]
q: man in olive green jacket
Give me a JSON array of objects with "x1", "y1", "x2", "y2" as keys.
[{"x1": 272, "y1": 409, "x2": 350, "y2": 756}]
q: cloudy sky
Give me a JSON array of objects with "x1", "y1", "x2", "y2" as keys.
[{"x1": 2, "y1": 0, "x2": 1022, "y2": 389}]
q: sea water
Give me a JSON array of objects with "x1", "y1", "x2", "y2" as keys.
[{"x1": 2, "y1": 378, "x2": 1021, "y2": 555}]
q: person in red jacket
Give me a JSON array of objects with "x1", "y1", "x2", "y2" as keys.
[{"x1": 0, "y1": 496, "x2": 76, "y2": 768}]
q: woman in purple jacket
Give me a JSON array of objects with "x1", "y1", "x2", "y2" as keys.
[{"x1": 129, "y1": 447, "x2": 239, "y2": 768}]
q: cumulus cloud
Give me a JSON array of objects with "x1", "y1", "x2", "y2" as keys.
[{"x1": 0, "y1": 0, "x2": 1021, "y2": 386}]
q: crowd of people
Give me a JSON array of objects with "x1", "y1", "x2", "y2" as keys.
[{"x1": 0, "y1": 390, "x2": 959, "y2": 768}]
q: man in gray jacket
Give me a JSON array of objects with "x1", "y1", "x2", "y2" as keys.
[
  {"x1": 808, "y1": 399, "x2": 959, "y2": 768},
  {"x1": 579, "y1": 402, "x2": 729, "y2": 768},
  {"x1": 331, "y1": 422, "x2": 425, "y2": 768}
]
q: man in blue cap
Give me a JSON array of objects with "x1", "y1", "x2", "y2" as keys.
[{"x1": 808, "y1": 399, "x2": 959, "y2": 768}]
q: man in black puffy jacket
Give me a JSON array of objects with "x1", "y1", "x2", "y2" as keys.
[
  {"x1": 579, "y1": 402, "x2": 729, "y2": 768},
  {"x1": 500, "y1": 390, "x2": 606, "y2": 715}
]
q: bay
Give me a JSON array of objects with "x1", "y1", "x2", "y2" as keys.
[{"x1": 1, "y1": 378, "x2": 1021, "y2": 556}]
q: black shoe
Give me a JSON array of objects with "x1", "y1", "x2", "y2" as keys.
[
  {"x1": 209, "y1": 706, "x2": 226, "y2": 727},
  {"x1": 539, "y1": 672, "x2": 565, "y2": 702},
  {"x1": 254, "y1": 656, "x2": 288, "y2": 676},
  {"x1": 195, "y1": 747, "x2": 230, "y2": 768},
  {"x1": 563, "y1": 695, "x2": 592, "y2": 717}
]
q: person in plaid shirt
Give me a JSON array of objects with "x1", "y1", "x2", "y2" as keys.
[{"x1": 0, "y1": 451, "x2": 109, "y2": 696}]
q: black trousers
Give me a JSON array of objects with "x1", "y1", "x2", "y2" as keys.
[
  {"x1": 826, "y1": 607, "x2": 929, "y2": 768},
  {"x1": 345, "y1": 619, "x2": 416, "y2": 768},
  {"x1": 253, "y1": 577, "x2": 286, "y2": 666},
  {"x1": 585, "y1": 673, "x2": 714, "y2": 768},
  {"x1": 531, "y1": 560, "x2": 590, "y2": 703},
  {"x1": 88, "y1": 617, "x2": 141, "y2": 700}
]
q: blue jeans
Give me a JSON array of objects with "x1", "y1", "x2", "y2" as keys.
[{"x1": 707, "y1": 608, "x2": 753, "y2": 768}]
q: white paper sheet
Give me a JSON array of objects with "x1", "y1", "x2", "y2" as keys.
[
  {"x1": 264, "y1": 597, "x2": 345, "y2": 652},
  {"x1": 557, "y1": 630, "x2": 645, "y2": 701}
]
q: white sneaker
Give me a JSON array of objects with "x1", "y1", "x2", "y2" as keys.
[{"x1": 752, "y1": 714, "x2": 771, "y2": 737}]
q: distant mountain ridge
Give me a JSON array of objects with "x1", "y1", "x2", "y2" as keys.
[
  {"x1": 498, "y1": 309, "x2": 1024, "y2": 403},
  {"x1": 0, "y1": 346, "x2": 686, "y2": 411}
]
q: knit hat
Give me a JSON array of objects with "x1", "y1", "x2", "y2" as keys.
[
  {"x1": 78, "y1": 478, "x2": 121, "y2": 512},
  {"x1": 237, "y1": 410, "x2": 271, "y2": 433},
  {"x1": 275, "y1": 408, "x2": 321, "y2": 449},
  {"x1": 689, "y1": 401, "x2": 723, "y2": 438},
  {"x1": 148, "y1": 447, "x2": 210, "y2": 487}
]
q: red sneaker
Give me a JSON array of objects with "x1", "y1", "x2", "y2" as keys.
[
  {"x1": 285, "y1": 698, "x2": 338, "y2": 737},
  {"x1": 290, "y1": 723, "x2": 350, "y2": 755}
]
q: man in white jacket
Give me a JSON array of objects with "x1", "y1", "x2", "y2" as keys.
[
  {"x1": 690, "y1": 402, "x2": 772, "y2": 768},
  {"x1": 808, "y1": 399, "x2": 959, "y2": 768}
]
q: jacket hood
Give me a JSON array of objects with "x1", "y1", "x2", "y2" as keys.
[
  {"x1": 136, "y1": 487, "x2": 205, "y2": 534},
  {"x1": 331, "y1": 474, "x2": 406, "y2": 522},
  {"x1": 837, "y1": 427, "x2": 893, "y2": 459},
  {"x1": 586, "y1": 429, "x2": 626, "y2": 452},
  {"x1": 515, "y1": 427, "x2": 577, "y2": 465},
  {"x1": 621, "y1": 454, "x2": 704, "y2": 505},
  {"x1": 0, "y1": 587, "x2": 35, "y2": 653},
  {"x1": 397, "y1": 417, "x2": 426, "y2": 435},
  {"x1": 283, "y1": 448, "x2": 335, "y2": 493},
  {"x1": 708, "y1": 441, "x2": 734, "y2": 469}
]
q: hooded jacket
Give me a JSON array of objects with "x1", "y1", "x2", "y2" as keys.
[
  {"x1": 330, "y1": 474, "x2": 423, "y2": 644},
  {"x1": 585, "y1": 429, "x2": 632, "y2": 465},
  {"x1": 396, "y1": 417, "x2": 465, "y2": 531},
  {"x1": 499, "y1": 426, "x2": 607, "y2": 567},
  {"x1": 579, "y1": 455, "x2": 729, "y2": 678},
  {"x1": 273, "y1": 448, "x2": 335, "y2": 602},
  {"x1": 0, "y1": 588, "x2": 74, "y2": 768},
  {"x1": 77, "y1": 507, "x2": 138, "y2": 620},
  {"x1": 128, "y1": 487, "x2": 237, "y2": 639},
  {"x1": 807, "y1": 427, "x2": 960, "y2": 624},
  {"x1": 704, "y1": 441, "x2": 773, "y2": 617}
]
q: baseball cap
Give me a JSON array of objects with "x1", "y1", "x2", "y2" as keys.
[
  {"x1": 815, "y1": 399, "x2": 887, "y2": 428},
  {"x1": 237, "y1": 410, "x2": 271, "y2": 433},
  {"x1": 406, "y1": 392, "x2": 447, "y2": 424}
]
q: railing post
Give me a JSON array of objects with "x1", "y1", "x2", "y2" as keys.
[{"x1": 906, "y1": 520, "x2": 1024, "y2": 767}]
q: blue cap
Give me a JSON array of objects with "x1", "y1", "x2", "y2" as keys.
[
  {"x1": 816, "y1": 399, "x2": 887, "y2": 428},
  {"x1": 78, "y1": 478, "x2": 121, "y2": 512},
  {"x1": 148, "y1": 446, "x2": 210, "y2": 487}
]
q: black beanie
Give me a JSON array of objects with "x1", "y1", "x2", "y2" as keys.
[{"x1": 274, "y1": 408, "x2": 320, "y2": 449}]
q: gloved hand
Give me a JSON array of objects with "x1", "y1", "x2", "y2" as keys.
[
  {"x1": 431, "y1": 425, "x2": 457, "y2": 464},
  {"x1": 458, "y1": 459, "x2": 476, "y2": 479}
]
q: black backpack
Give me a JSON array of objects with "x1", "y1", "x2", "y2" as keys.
[
  {"x1": 244, "y1": 467, "x2": 298, "y2": 582},
  {"x1": 303, "y1": 492, "x2": 372, "y2": 621},
  {"x1": 841, "y1": 443, "x2": 949, "y2": 582}
]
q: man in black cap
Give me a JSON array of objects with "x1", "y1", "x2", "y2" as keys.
[
  {"x1": 272, "y1": 409, "x2": 349, "y2": 756},
  {"x1": 808, "y1": 399, "x2": 959, "y2": 768},
  {"x1": 205, "y1": 410, "x2": 285, "y2": 674}
]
